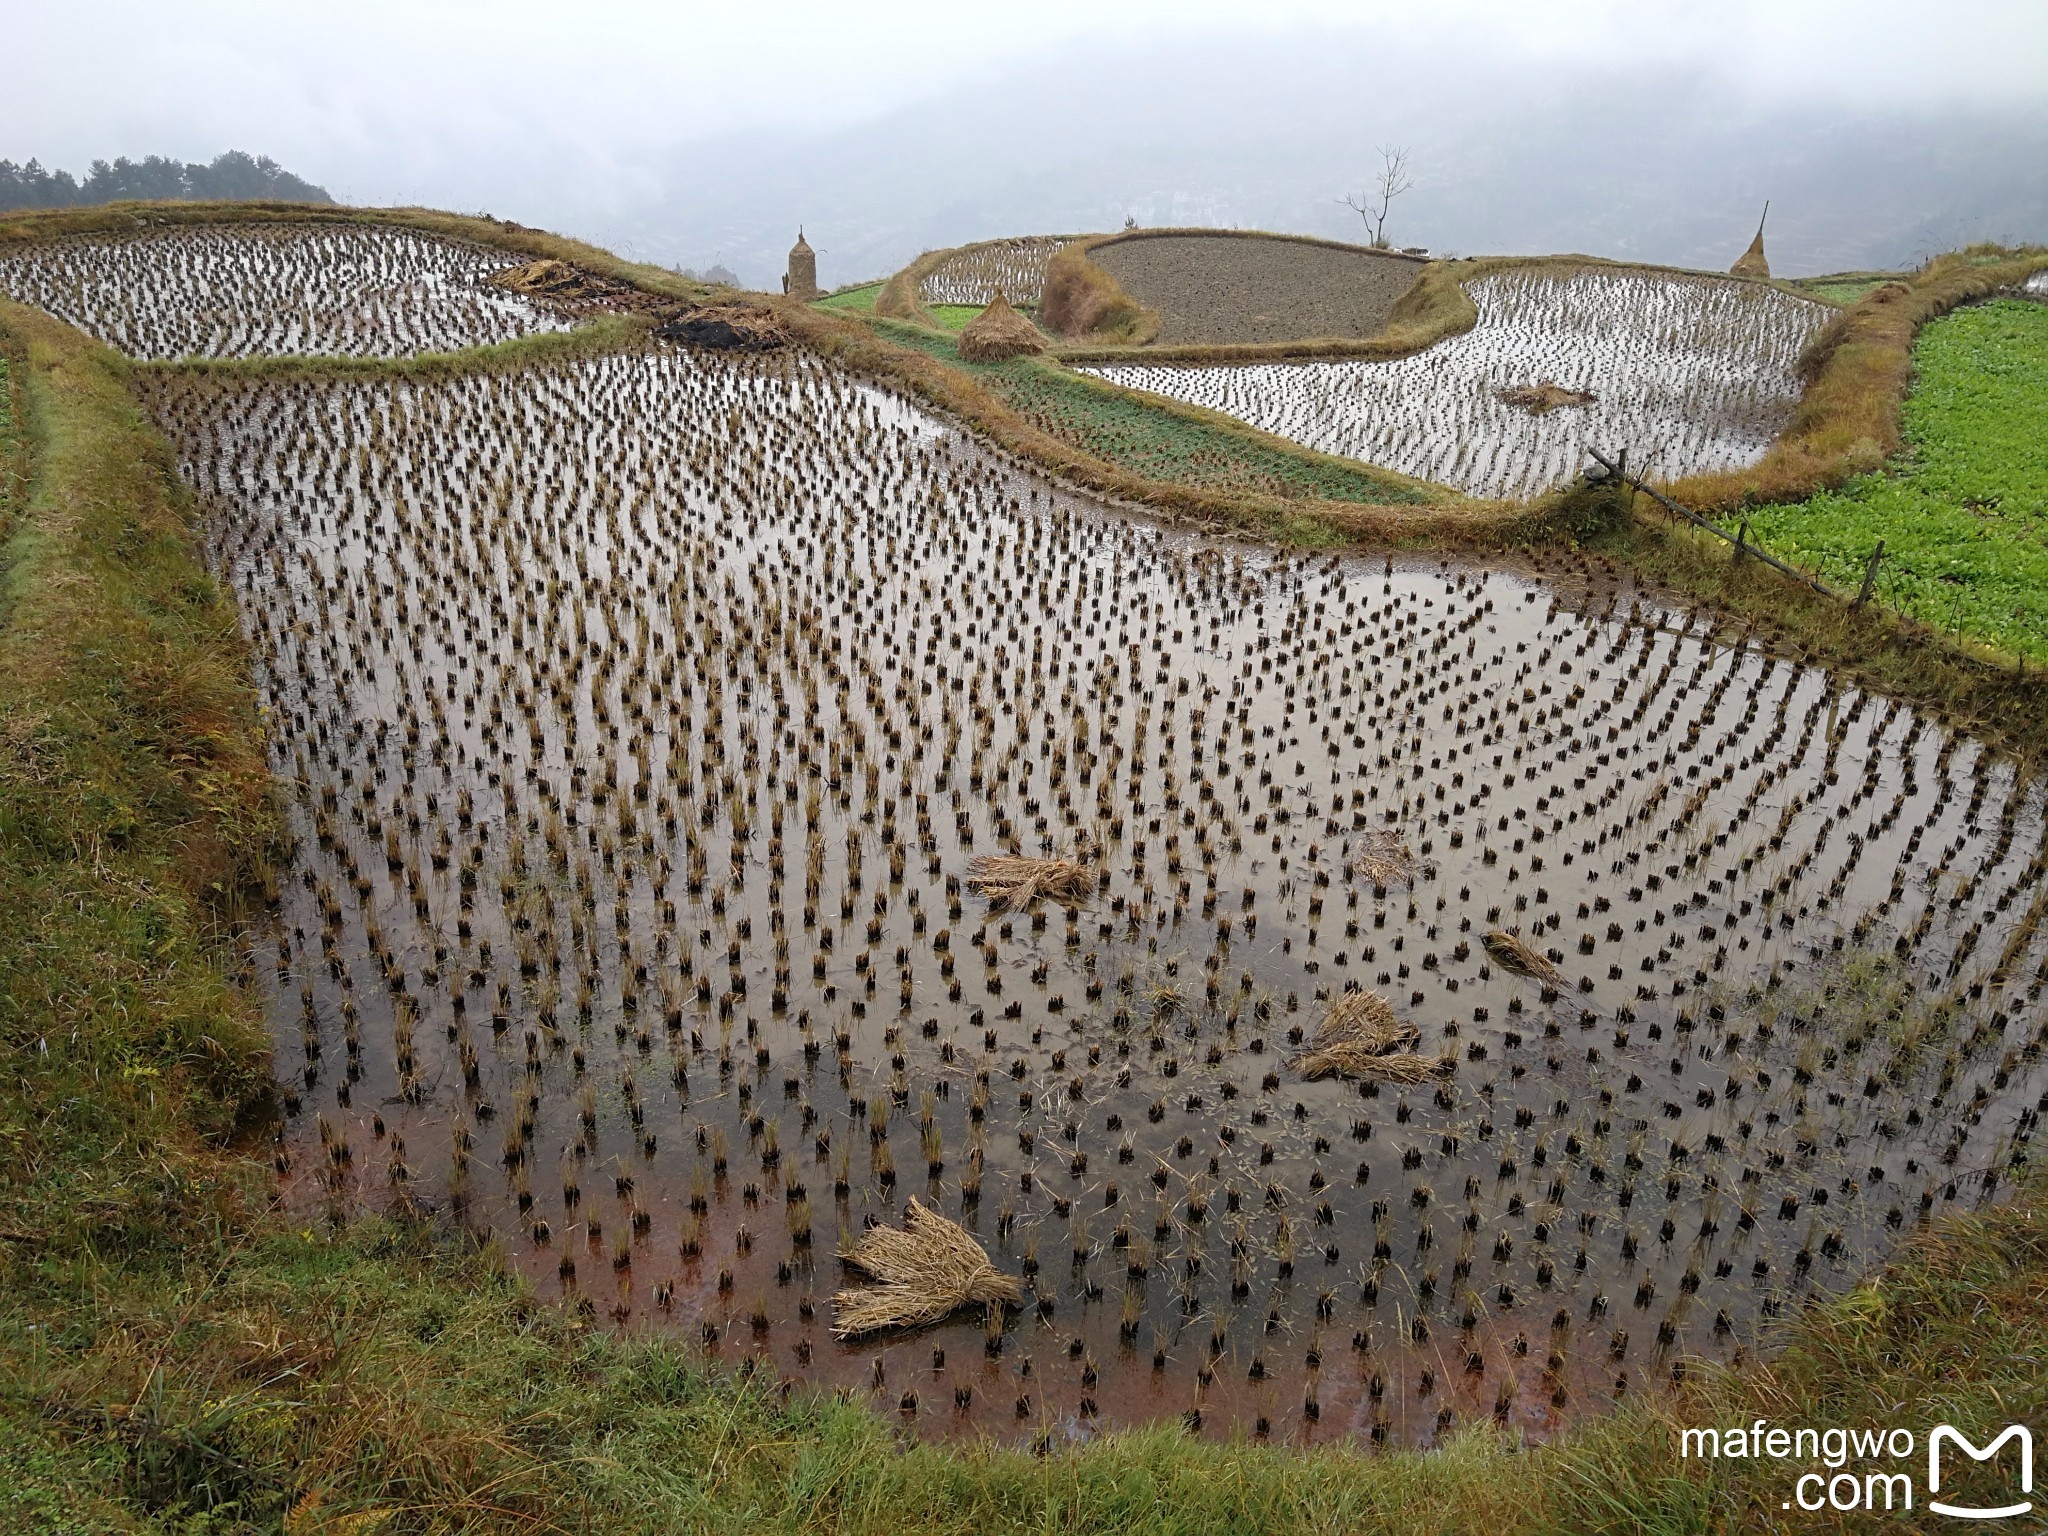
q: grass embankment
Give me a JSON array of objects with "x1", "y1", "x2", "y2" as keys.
[
  {"x1": 4, "y1": 229, "x2": 2048, "y2": 1535},
  {"x1": 0, "y1": 296, "x2": 280, "y2": 1527},
  {"x1": 149, "y1": 310, "x2": 653, "y2": 385},
  {"x1": 926, "y1": 303, "x2": 988, "y2": 332},
  {"x1": 1740, "y1": 296, "x2": 2048, "y2": 666}
]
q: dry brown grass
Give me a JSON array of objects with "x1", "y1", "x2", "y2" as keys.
[
  {"x1": 1483, "y1": 929, "x2": 1561, "y2": 987},
  {"x1": 875, "y1": 251, "x2": 944, "y2": 328},
  {"x1": 1040, "y1": 236, "x2": 1156, "y2": 344},
  {"x1": 833, "y1": 1196, "x2": 1022, "y2": 1337},
  {"x1": 486, "y1": 256, "x2": 662, "y2": 315},
  {"x1": 1729, "y1": 224, "x2": 1770, "y2": 281},
  {"x1": 963, "y1": 853, "x2": 1095, "y2": 910}
]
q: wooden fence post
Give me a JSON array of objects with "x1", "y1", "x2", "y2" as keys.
[
  {"x1": 1733, "y1": 520, "x2": 1749, "y2": 564},
  {"x1": 1854, "y1": 541, "x2": 1886, "y2": 607}
]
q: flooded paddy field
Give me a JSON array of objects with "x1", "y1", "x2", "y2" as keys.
[
  {"x1": 0, "y1": 223, "x2": 571, "y2": 359},
  {"x1": 1087, "y1": 267, "x2": 1830, "y2": 500},
  {"x1": 142, "y1": 341, "x2": 2048, "y2": 1449},
  {"x1": 919, "y1": 237, "x2": 1068, "y2": 309}
]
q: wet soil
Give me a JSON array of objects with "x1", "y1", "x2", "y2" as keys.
[{"x1": 1093, "y1": 235, "x2": 1426, "y2": 347}]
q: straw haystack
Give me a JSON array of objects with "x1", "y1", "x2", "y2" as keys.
[
  {"x1": 1484, "y1": 928, "x2": 1563, "y2": 987},
  {"x1": 488, "y1": 258, "x2": 652, "y2": 312},
  {"x1": 1290, "y1": 990, "x2": 1452, "y2": 1082},
  {"x1": 1497, "y1": 381, "x2": 1597, "y2": 416},
  {"x1": 957, "y1": 291, "x2": 1046, "y2": 361},
  {"x1": 833, "y1": 1197, "x2": 1022, "y2": 1337},
  {"x1": 785, "y1": 229, "x2": 819, "y2": 302},
  {"x1": 1730, "y1": 204, "x2": 1770, "y2": 279},
  {"x1": 489, "y1": 259, "x2": 594, "y2": 299},
  {"x1": 964, "y1": 852, "x2": 1093, "y2": 909}
]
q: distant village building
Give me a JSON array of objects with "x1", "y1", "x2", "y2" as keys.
[{"x1": 783, "y1": 229, "x2": 818, "y2": 301}]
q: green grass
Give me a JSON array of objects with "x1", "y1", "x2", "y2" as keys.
[
  {"x1": 814, "y1": 283, "x2": 882, "y2": 314},
  {"x1": 0, "y1": 353, "x2": 21, "y2": 546},
  {"x1": 926, "y1": 303, "x2": 986, "y2": 332},
  {"x1": 866, "y1": 316, "x2": 1429, "y2": 507},
  {"x1": 1796, "y1": 274, "x2": 1905, "y2": 306},
  {"x1": 1745, "y1": 297, "x2": 2048, "y2": 663}
]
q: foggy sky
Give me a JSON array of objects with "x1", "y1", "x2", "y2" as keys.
[{"x1": 11, "y1": 0, "x2": 2047, "y2": 284}]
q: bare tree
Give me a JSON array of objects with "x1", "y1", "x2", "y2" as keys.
[{"x1": 1342, "y1": 145, "x2": 1413, "y2": 249}]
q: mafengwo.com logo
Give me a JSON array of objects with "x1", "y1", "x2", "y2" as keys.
[{"x1": 1678, "y1": 1421, "x2": 2034, "y2": 1518}]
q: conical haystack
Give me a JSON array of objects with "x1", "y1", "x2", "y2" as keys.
[
  {"x1": 957, "y1": 291, "x2": 1046, "y2": 360},
  {"x1": 1730, "y1": 203, "x2": 1770, "y2": 279}
]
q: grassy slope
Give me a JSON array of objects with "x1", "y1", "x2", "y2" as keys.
[
  {"x1": 815, "y1": 284, "x2": 881, "y2": 315},
  {"x1": 0, "y1": 297, "x2": 278, "y2": 1530},
  {"x1": 1743, "y1": 297, "x2": 2048, "y2": 664}
]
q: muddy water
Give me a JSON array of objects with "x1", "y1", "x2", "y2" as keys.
[{"x1": 144, "y1": 345, "x2": 2048, "y2": 1449}]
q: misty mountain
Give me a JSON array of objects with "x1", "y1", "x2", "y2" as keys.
[{"x1": 611, "y1": 40, "x2": 2047, "y2": 289}]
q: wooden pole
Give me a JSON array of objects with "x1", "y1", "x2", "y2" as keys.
[
  {"x1": 1734, "y1": 520, "x2": 1749, "y2": 563},
  {"x1": 1854, "y1": 540, "x2": 1886, "y2": 607},
  {"x1": 1586, "y1": 449, "x2": 1839, "y2": 598}
]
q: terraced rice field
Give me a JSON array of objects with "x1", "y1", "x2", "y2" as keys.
[
  {"x1": 920, "y1": 238, "x2": 1068, "y2": 308},
  {"x1": 11, "y1": 217, "x2": 2034, "y2": 1453},
  {"x1": 1087, "y1": 268, "x2": 1830, "y2": 500},
  {"x1": 1092, "y1": 234, "x2": 1425, "y2": 348},
  {"x1": 133, "y1": 317, "x2": 2048, "y2": 1449},
  {"x1": 0, "y1": 223, "x2": 571, "y2": 359}
]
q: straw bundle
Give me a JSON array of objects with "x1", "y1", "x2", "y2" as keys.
[
  {"x1": 964, "y1": 853, "x2": 1095, "y2": 910},
  {"x1": 1290, "y1": 990, "x2": 1451, "y2": 1082},
  {"x1": 1350, "y1": 826, "x2": 1422, "y2": 886},
  {"x1": 489, "y1": 258, "x2": 657, "y2": 312},
  {"x1": 489, "y1": 258, "x2": 578, "y2": 293},
  {"x1": 1484, "y1": 928, "x2": 1562, "y2": 986},
  {"x1": 957, "y1": 292, "x2": 1046, "y2": 361},
  {"x1": 1497, "y1": 382, "x2": 1597, "y2": 416},
  {"x1": 833, "y1": 1196, "x2": 1022, "y2": 1337}
]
